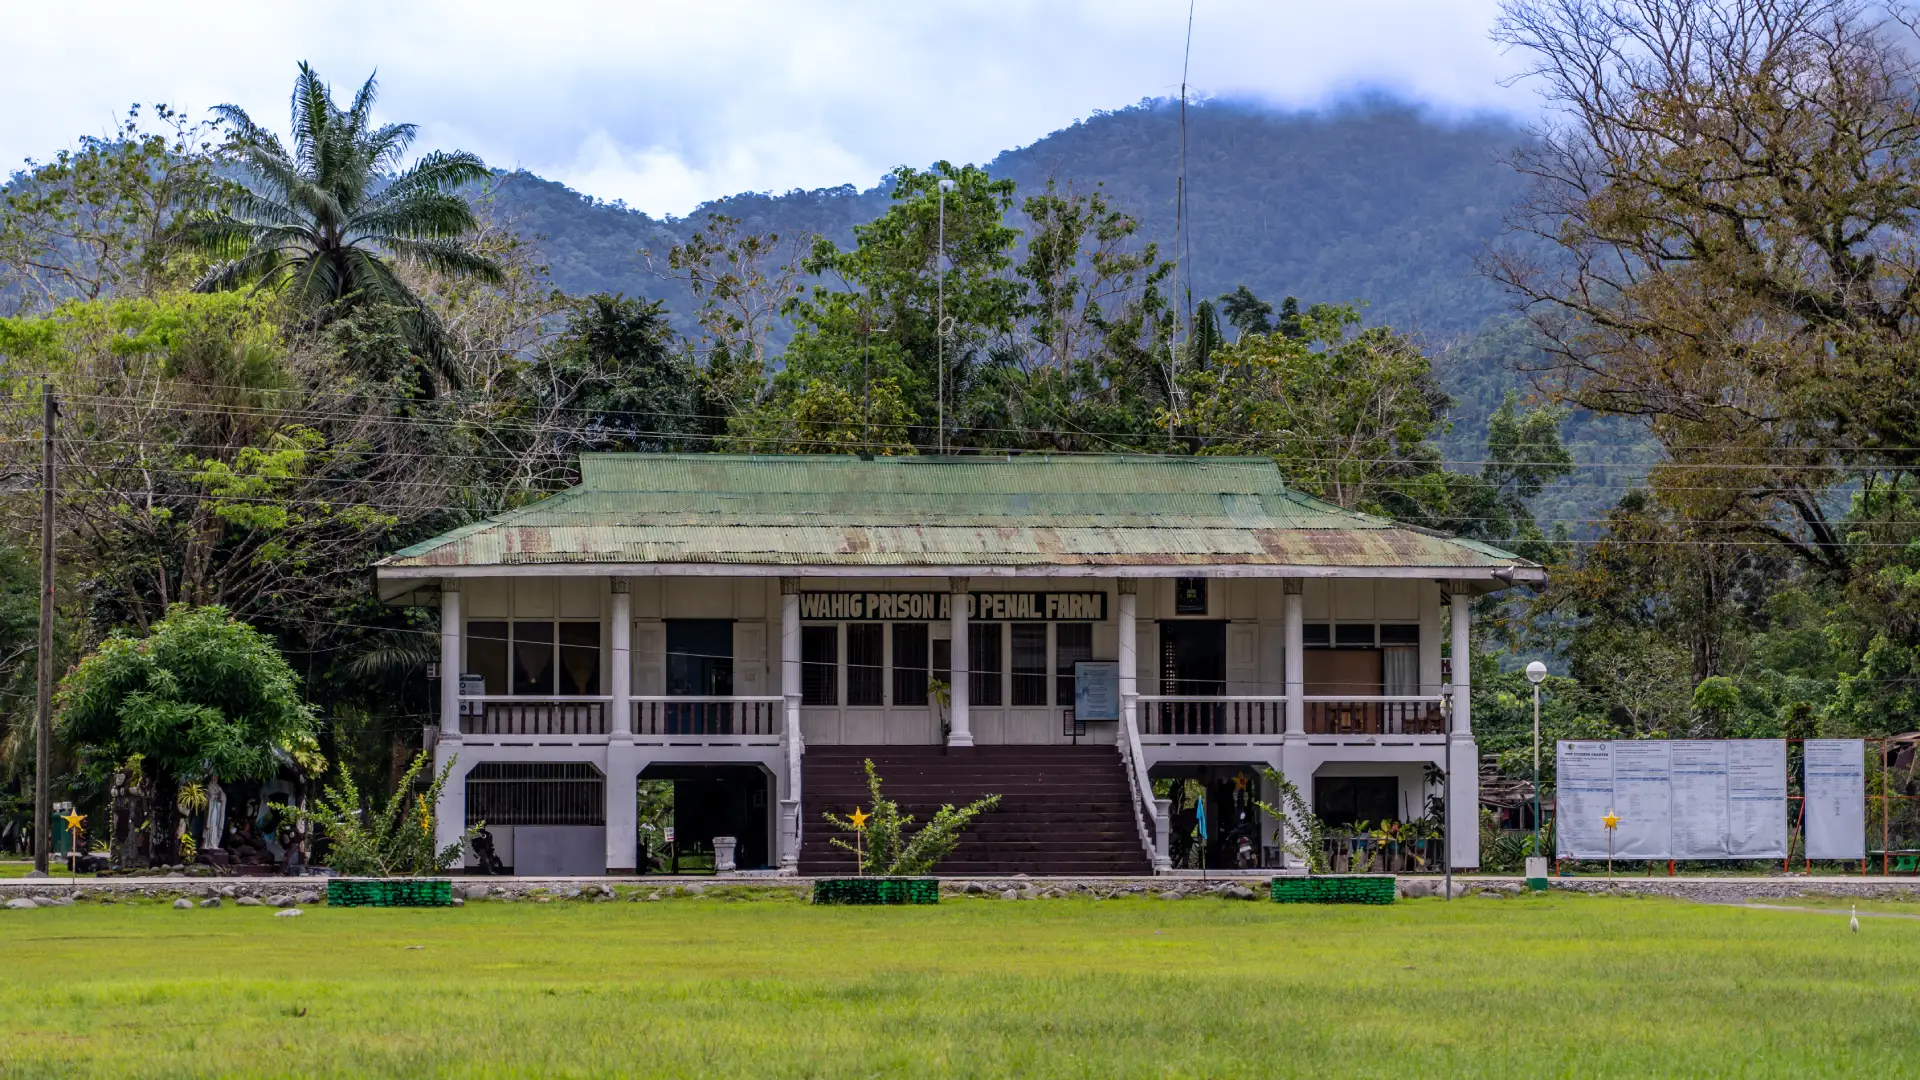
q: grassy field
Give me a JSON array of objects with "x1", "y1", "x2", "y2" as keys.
[{"x1": 1, "y1": 891, "x2": 1915, "y2": 1078}]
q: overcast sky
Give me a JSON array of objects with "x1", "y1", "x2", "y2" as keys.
[{"x1": 5, "y1": 0, "x2": 1530, "y2": 218}]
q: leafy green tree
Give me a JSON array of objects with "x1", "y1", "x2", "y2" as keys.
[
  {"x1": 0, "y1": 104, "x2": 232, "y2": 314},
  {"x1": 1218, "y1": 285, "x2": 1273, "y2": 339},
  {"x1": 180, "y1": 63, "x2": 502, "y2": 390},
  {"x1": 529, "y1": 293, "x2": 703, "y2": 452},
  {"x1": 54, "y1": 604, "x2": 321, "y2": 866}
]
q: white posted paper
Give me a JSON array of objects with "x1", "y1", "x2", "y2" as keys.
[
  {"x1": 1727, "y1": 740, "x2": 1788, "y2": 858},
  {"x1": 1556, "y1": 741, "x2": 1616, "y2": 859},
  {"x1": 1669, "y1": 741, "x2": 1731, "y2": 859},
  {"x1": 1804, "y1": 739, "x2": 1866, "y2": 861},
  {"x1": 1611, "y1": 741, "x2": 1673, "y2": 860}
]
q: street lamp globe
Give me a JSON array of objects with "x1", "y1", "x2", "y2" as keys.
[{"x1": 1525, "y1": 660, "x2": 1548, "y2": 685}]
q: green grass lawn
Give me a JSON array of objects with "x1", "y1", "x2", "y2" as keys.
[{"x1": 1, "y1": 892, "x2": 1914, "y2": 1078}]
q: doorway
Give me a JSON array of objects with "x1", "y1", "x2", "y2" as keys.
[
  {"x1": 1158, "y1": 620, "x2": 1226, "y2": 733},
  {"x1": 667, "y1": 620, "x2": 734, "y2": 733},
  {"x1": 635, "y1": 764, "x2": 771, "y2": 873}
]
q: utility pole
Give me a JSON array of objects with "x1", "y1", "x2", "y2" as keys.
[
  {"x1": 30, "y1": 380, "x2": 56, "y2": 877},
  {"x1": 936, "y1": 177, "x2": 952, "y2": 455}
]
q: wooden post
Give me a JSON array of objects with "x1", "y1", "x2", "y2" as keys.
[{"x1": 32, "y1": 381, "x2": 55, "y2": 876}]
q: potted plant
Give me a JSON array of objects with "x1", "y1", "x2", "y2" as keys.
[
  {"x1": 1254, "y1": 769, "x2": 1396, "y2": 904},
  {"x1": 813, "y1": 759, "x2": 998, "y2": 905},
  {"x1": 301, "y1": 751, "x2": 474, "y2": 907}
]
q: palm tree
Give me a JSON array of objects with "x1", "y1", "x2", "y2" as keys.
[{"x1": 183, "y1": 63, "x2": 502, "y2": 388}]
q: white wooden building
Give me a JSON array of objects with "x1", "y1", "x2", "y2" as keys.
[{"x1": 373, "y1": 454, "x2": 1542, "y2": 875}]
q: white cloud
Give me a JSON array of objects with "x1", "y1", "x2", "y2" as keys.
[{"x1": 1, "y1": 0, "x2": 1533, "y2": 216}]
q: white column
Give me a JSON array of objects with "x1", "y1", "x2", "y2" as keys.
[
  {"x1": 947, "y1": 577, "x2": 972, "y2": 747},
  {"x1": 1117, "y1": 580, "x2": 1138, "y2": 702},
  {"x1": 605, "y1": 577, "x2": 637, "y2": 874},
  {"x1": 1449, "y1": 589, "x2": 1473, "y2": 737},
  {"x1": 779, "y1": 578, "x2": 802, "y2": 871},
  {"x1": 1447, "y1": 586, "x2": 1480, "y2": 870},
  {"x1": 439, "y1": 580, "x2": 462, "y2": 741},
  {"x1": 1283, "y1": 581, "x2": 1304, "y2": 738},
  {"x1": 610, "y1": 578, "x2": 632, "y2": 739}
]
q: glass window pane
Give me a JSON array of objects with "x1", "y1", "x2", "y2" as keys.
[
  {"x1": 1379, "y1": 623, "x2": 1419, "y2": 645},
  {"x1": 1055, "y1": 623, "x2": 1093, "y2": 706},
  {"x1": 801, "y1": 626, "x2": 837, "y2": 706},
  {"x1": 1012, "y1": 623, "x2": 1048, "y2": 706},
  {"x1": 467, "y1": 621, "x2": 509, "y2": 696},
  {"x1": 1335, "y1": 623, "x2": 1377, "y2": 648},
  {"x1": 1303, "y1": 623, "x2": 1331, "y2": 648},
  {"x1": 847, "y1": 623, "x2": 884, "y2": 706},
  {"x1": 558, "y1": 622, "x2": 601, "y2": 695},
  {"x1": 933, "y1": 637, "x2": 951, "y2": 688},
  {"x1": 968, "y1": 623, "x2": 1002, "y2": 707},
  {"x1": 892, "y1": 624, "x2": 929, "y2": 707},
  {"x1": 512, "y1": 621, "x2": 554, "y2": 696}
]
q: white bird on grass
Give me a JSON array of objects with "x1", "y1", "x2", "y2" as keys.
[{"x1": 1850, "y1": 904, "x2": 1860, "y2": 933}]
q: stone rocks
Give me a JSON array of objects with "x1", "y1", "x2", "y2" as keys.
[
  {"x1": 463, "y1": 885, "x2": 490, "y2": 901},
  {"x1": 235, "y1": 896, "x2": 263, "y2": 907},
  {"x1": 296, "y1": 892, "x2": 319, "y2": 906},
  {"x1": 1226, "y1": 885, "x2": 1258, "y2": 901},
  {"x1": 1158, "y1": 890, "x2": 1183, "y2": 901},
  {"x1": 173, "y1": 898, "x2": 194, "y2": 909},
  {"x1": 7, "y1": 897, "x2": 38, "y2": 910},
  {"x1": 267, "y1": 894, "x2": 295, "y2": 908},
  {"x1": 199, "y1": 897, "x2": 221, "y2": 908},
  {"x1": 682, "y1": 883, "x2": 706, "y2": 897},
  {"x1": 999, "y1": 889, "x2": 1018, "y2": 900},
  {"x1": 274, "y1": 908, "x2": 303, "y2": 918}
]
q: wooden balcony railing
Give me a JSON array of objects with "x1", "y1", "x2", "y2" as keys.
[
  {"x1": 1304, "y1": 697, "x2": 1443, "y2": 736},
  {"x1": 459, "y1": 697, "x2": 610, "y2": 737},
  {"x1": 1133, "y1": 695, "x2": 1447, "y2": 738},
  {"x1": 632, "y1": 696, "x2": 784, "y2": 738}
]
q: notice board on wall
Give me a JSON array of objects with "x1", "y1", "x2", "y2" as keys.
[{"x1": 1556, "y1": 740, "x2": 1789, "y2": 860}]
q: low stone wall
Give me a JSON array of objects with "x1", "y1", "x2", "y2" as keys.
[{"x1": 5, "y1": 873, "x2": 1916, "y2": 908}]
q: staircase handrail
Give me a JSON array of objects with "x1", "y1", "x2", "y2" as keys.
[{"x1": 1119, "y1": 694, "x2": 1167, "y2": 873}]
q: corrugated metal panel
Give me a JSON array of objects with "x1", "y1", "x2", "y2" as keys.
[{"x1": 380, "y1": 454, "x2": 1536, "y2": 571}]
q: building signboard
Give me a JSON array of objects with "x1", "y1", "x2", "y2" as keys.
[{"x1": 798, "y1": 591, "x2": 1107, "y2": 622}]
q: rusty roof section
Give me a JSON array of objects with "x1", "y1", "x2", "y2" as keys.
[{"x1": 377, "y1": 454, "x2": 1539, "y2": 575}]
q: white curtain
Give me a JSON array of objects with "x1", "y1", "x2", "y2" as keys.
[{"x1": 1383, "y1": 647, "x2": 1419, "y2": 696}]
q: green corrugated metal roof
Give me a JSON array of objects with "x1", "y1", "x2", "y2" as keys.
[{"x1": 377, "y1": 454, "x2": 1537, "y2": 573}]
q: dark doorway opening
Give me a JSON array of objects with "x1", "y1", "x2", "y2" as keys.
[
  {"x1": 1158, "y1": 620, "x2": 1226, "y2": 733},
  {"x1": 635, "y1": 764, "x2": 771, "y2": 873},
  {"x1": 1313, "y1": 775, "x2": 1400, "y2": 827},
  {"x1": 667, "y1": 620, "x2": 734, "y2": 732}
]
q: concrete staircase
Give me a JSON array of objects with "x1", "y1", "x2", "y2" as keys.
[{"x1": 798, "y1": 745, "x2": 1153, "y2": 876}]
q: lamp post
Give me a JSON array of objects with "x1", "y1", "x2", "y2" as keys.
[
  {"x1": 1525, "y1": 660, "x2": 1549, "y2": 891},
  {"x1": 1440, "y1": 691, "x2": 1453, "y2": 902},
  {"x1": 936, "y1": 177, "x2": 954, "y2": 455}
]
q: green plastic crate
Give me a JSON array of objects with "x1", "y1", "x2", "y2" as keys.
[
  {"x1": 326, "y1": 878, "x2": 455, "y2": 908},
  {"x1": 811, "y1": 877, "x2": 940, "y2": 905},
  {"x1": 1269, "y1": 875, "x2": 1397, "y2": 905}
]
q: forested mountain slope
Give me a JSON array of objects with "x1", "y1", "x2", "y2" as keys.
[{"x1": 489, "y1": 97, "x2": 1532, "y2": 337}]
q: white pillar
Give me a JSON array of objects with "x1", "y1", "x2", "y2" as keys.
[
  {"x1": 1117, "y1": 580, "x2": 1138, "y2": 702},
  {"x1": 947, "y1": 577, "x2": 972, "y2": 747},
  {"x1": 605, "y1": 577, "x2": 637, "y2": 874},
  {"x1": 1448, "y1": 586, "x2": 1480, "y2": 870},
  {"x1": 1283, "y1": 581, "x2": 1304, "y2": 738},
  {"x1": 439, "y1": 580, "x2": 462, "y2": 741},
  {"x1": 1449, "y1": 589, "x2": 1473, "y2": 737},
  {"x1": 779, "y1": 578, "x2": 802, "y2": 870},
  {"x1": 431, "y1": 731, "x2": 467, "y2": 863},
  {"x1": 610, "y1": 578, "x2": 632, "y2": 739}
]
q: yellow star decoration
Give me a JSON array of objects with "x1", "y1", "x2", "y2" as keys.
[
  {"x1": 1602, "y1": 810, "x2": 1621, "y2": 831},
  {"x1": 61, "y1": 810, "x2": 85, "y2": 833},
  {"x1": 848, "y1": 807, "x2": 870, "y2": 831},
  {"x1": 1232, "y1": 774, "x2": 1249, "y2": 791}
]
